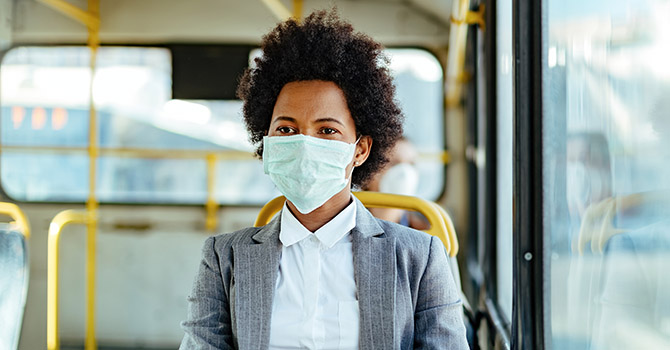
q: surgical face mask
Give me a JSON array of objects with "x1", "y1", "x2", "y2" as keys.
[
  {"x1": 263, "y1": 134, "x2": 357, "y2": 214},
  {"x1": 379, "y1": 163, "x2": 419, "y2": 196}
]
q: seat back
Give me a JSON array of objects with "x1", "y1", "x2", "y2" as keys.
[
  {"x1": 254, "y1": 191, "x2": 459, "y2": 257},
  {"x1": 0, "y1": 225, "x2": 29, "y2": 350}
]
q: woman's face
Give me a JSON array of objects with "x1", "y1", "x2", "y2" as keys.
[{"x1": 269, "y1": 80, "x2": 371, "y2": 171}]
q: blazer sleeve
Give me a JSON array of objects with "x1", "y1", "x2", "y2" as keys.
[
  {"x1": 180, "y1": 236, "x2": 234, "y2": 350},
  {"x1": 414, "y1": 236, "x2": 469, "y2": 350}
]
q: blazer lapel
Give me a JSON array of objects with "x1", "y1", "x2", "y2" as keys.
[
  {"x1": 232, "y1": 217, "x2": 282, "y2": 350},
  {"x1": 352, "y1": 198, "x2": 397, "y2": 350}
]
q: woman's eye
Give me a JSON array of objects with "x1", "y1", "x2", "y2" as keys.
[
  {"x1": 277, "y1": 126, "x2": 295, "y2": 134},
  {"x1": 321, "y1": 127, "x2": 338, "y2": 135}
]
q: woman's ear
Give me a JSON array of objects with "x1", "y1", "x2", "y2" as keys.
[{"x1": 354, "y1": 135, "x2": 372, "y2": 166}]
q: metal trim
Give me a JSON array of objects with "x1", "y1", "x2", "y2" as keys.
[{"x1": 512, "y1": 0, "x2": 547, "y2": 348}]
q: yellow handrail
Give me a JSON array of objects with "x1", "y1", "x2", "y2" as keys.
[
  {"x1": 37, "y1": 0, "x2": 100, "y2": 30},
  {"x1": 446, "y1": 0, "x2": 485, "y2": 107},
  {"x1": 353, "y1": 192, "x2": 450, "y2": 254},
  {"x1": 205, "y1": 153, "x2": 219, "y2": 231},
  {"x1": 47, "y1": 209, "x2": 93, "y2": 350},
  {"x1": 293, "y1": 0, "x2": 303, "y2": 21},
  {"x1": 0, "y1": 202, "x2": 30, "y2": 239},
  {"x1": 429, "y1": 201, "x2": 459, "y2": 256},
  {"x1": 85, "y1": 1, "x2": 100, "y2": 348},
  {"x1": 0, "y1": 145, "x2": 449, "y2": 163},
  {"x1": 36, "y1": 1, "x2": 100, "y2": 348},
  {"x1": 254, "y1": 191, "x2": 459, "y2": 256}
]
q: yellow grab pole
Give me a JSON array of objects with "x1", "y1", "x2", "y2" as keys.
[
  {"x1": 293, "y1": 0, "x2": 303, "y2": 21},
  {"x1": 47, "y1": 210, "x2": 91, "y2": 350},
  {"x1": 445, "y1": 0, "x2": 470, "y2": 107},
  {"x1": 85, "y1": 1, "x2": 99, "y2": 349},
  {"x1": 445, "y1": 1, "x2": 485, "y2": 107},
  {"x1": 37, "y1": 0, "x2": 99, "y2": 348},
  {"x1": 85, "y1": 204, "x2": 97, "y2": 350},
  {"x1": 38, "y1": 0, "x2": 100, "y2": 348},
  {"x1": 205, "y1": 154, "x2": 218, "y2": 231}
]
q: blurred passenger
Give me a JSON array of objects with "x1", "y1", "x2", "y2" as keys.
[{"x1": 362, "y1": 137, "x2": 430, "y2": 230}]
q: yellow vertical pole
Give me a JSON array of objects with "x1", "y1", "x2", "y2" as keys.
[
  {"x1": 445, "y1": 0, "x2": 470, "y2": 107},
  {"x1": 85, "y1": 1, "x2": 99, "y2": 349},
  {"x1": 293, "y1": 0, "x2": 303, "y2": 21},
  {"x1": 37, "y1": 1, "x2": 100, "y2": 348},
  {"x1": 205, "y1": 154, "x2": 218, "y2": 231},
  {"x1": 47, "y1": 227, "x2": 61, "y2": 350}
]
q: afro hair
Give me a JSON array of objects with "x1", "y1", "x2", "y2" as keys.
[{"x1": 237, "y1": 9, "x2": 404, "y2": 187}]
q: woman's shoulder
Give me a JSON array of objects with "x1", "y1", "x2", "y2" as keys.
[
  {"x1": 375, "y1": 218, "x2": 436, "y2": 249},
  {"x1": 373, "y1": 218, "x2": 452, "y2": 279},
  {"x1": 201, "y1": 226, "x2": 266, "y2": 254}
]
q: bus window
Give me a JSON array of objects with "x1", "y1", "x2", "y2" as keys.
[
  {"x1": 386, "y1": 49, "x2": 445, "y2": 200},
  {"x1": 0, "y1": 46, "x2": 445, "y2": 204},
  {"x1": 544, "y1": 0, "x2": 670, "y2": 348}
]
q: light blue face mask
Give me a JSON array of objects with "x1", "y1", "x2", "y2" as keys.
[{"x1": 263, "y1": 134, "x2": 358, "y2": 214}]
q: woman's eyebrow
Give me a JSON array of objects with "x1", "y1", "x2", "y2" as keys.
[
  {"x1": 271, "y1": 116, "x2": 296, "y2": 124},
  {"x1": 315, "y1": 117, "x2": 345, "y2": 126}
]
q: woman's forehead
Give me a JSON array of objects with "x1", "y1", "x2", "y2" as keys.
[{"x1": 272, "y1": 80, "x2": 353, "y2": 123}]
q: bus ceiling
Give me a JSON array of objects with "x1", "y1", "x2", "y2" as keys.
[{"x1": 6, "y1": 0, "x2": 458, "y2": 47}]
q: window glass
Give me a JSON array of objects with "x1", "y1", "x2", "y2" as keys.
[
  {"x1": 545, "y1": 0, "x2": 670, "y2": 348},
  {"x1": 0, "y1": 46, "x2": 444, "y2": 203},
  {"x1": 387, "y1": 49, "x2": 445, "y2": 200},
  {"x1": 496, "y1": 0, "x2": 514, "y2": 321}
]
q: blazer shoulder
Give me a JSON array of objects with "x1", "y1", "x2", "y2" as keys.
[
  {"x1": 207, "y1": 226, "x2": 264, "y2": 254},
  {"x1": 376, "y1": 218, "x2": 434, "y2": 247}
]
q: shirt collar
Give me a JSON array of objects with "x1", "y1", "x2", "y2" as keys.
[{"x1": 279, "y1": 197, "x2": 357, "y2": 249}]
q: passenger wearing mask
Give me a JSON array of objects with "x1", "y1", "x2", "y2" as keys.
[
  {"x1": 179, "y1": 10, "x2": 468, "y2": 350},
  {"x1": 363, "y1": 137, "x2": 430, "y2": 230}
]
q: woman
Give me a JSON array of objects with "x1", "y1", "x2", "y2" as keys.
[{"x1": 180, "y1": 10, "x2": 468, "y2": 350}]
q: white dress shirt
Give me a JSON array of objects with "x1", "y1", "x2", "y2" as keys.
[{"x1": 268, "y1": 199, "x2": 359, "y2": 350}]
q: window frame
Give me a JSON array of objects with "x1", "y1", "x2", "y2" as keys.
[
  {"x1": 512, "y1": 0, "x2": 549, "y2": 349},
  {"x1": 470, "y1": 0, "x2": 513, "y2": 347}
]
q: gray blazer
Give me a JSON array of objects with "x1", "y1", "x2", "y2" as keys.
[{"x1": 180, "y1": 197, "x2": 468, "y2": 349}]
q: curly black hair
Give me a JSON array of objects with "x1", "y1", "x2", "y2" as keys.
[{"x1": 237, "y1": 9, "x2": 404, "y2": 186}]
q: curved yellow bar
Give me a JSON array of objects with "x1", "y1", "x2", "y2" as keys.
[
  {"x1": 428, "y1": 201, "x2": 459, "y2": 256},
  {"x1": 0, "y1": 202, "x2": 31, "y2": 239},
  {"x1": 47, "y1": 209, "x2": 91, "y2": 350},
  {"x1": 253, "y1": 196, "x2": 288, "y2": 227},
  {"x1": 353, "y1": 192, "x2": 451, "y2": 254},
  {"x1": 253, "y1": 192, "x2": 458, "y2": 256}
]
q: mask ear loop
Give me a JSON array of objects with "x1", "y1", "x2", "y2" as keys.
[
  {"x1": 352, "y1": 135, "x2": 363, "y2": 167},
  {"x1": 349, "y1": 136, "x2": 364, "y2": 181}
]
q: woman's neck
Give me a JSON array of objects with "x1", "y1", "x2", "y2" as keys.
[{"x1": 287, "y1": 188, "x2": 353, "y2": 232}]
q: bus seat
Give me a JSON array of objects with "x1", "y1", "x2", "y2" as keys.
[
  {"x1": 0, "y1": 225, "x2": 29, "y2": 350},
  {"x1": 254, "y1": 191, "x2": 458, "y2": 257}
]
